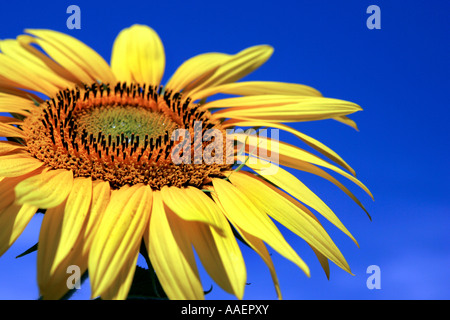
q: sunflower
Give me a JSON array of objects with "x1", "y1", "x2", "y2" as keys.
[{"x1": 0, "y1": 24, "x2": 372, "y2": 300}]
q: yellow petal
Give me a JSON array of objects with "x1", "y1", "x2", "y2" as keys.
[
  {"x1": 15, "y1": 169, "x2": 73, "y2": 208},
  {"x1": 0, "y1": 177, "x2": 16, "y2": 212},
  {"x1": 208, "y1": 96, "x2": 362, "y2": 122},
  {"x1": 101, "y1": 252, "x2": 139, "y2": 300},
  {"x1": 0, "y1": 203, "x2": 37, "y2": 257},
  {"x1": 238, "y1": 228, "x2": 283, "y2": 299},
  {"x1": 37, "y1": 201, "x2": 66, "y2": 295},
  {"x1": 232, "y1": 133, "x2": 373, "y2": 200},
  {"x1": 111, "y1": 24, "x2": 165, "y2": 85},
  {"x1": 0, "y1": 53, "x2": 59, "y2": 96},
  {"x1": 165, "y1": 53, "x2": 230, "y2": 93},
  {"x1": 334, "y1": 115, "x2": 359, "y2": 130},
  {"x1": 39, "y1": 245, "x2": 87, "y2": 300},
  {"x1": 37, "y1": 200, "x2": 88, "y2": 300},
  {"x1": 176, "y1": 187, "x2": 246, "y2": 299},
  {"x1": 291, "y1": 161, "x2": 371, "y2": 220},
  {"x1": 26, "y1": 29, "x2": 116, "y2": 85},
  {"x1": 212, "y1": 178, "x2": 310, "y2": 277},
  {"x1": 110, "y1": 29, "x2": 130, "y2": 83},
  {"x1": 17, "y1": 34, "x2": 80, "y2": 85},
  {"x1": 245, "y1": 160, "x2": 358, "y2": 246},
  {"x1": 208, "y1": 194, "x2": 282, "y2": 300},
  {"x1": 145, "y1": 191, "x2": 204, "y2": 300},
  {"x1": 0, "y1": 122, "x2": 25, "y2": 138},
  {"x1": 0, "y1": 85, "x2": 43, "y2": 102},
  {"x1": 89, "y1": 184, "x2": 152, "y2": 299},
  {"x1": 228, "y1": 171, "x2": 352, "y2": 274},
  {"x1": 237, "y1": 168, "x2": 356, "y2": 278},
  {"x1": 191, "y1": 81, "x2": 322, "y2": 101},
  {"x1": 0, "y1": 153, "x2": 43, "y2": 177},
  {"x1": 277, "y1": 141, "x2": 373, "y2": 199},
  {"x1": 191, "y1": 220, "x2": 247, "y2": 299},
  {"x1": 312, "y1": 247, "x2": 331, "y2": 279},
  {"x1": 0, "y1": 175, "x2": 40, "y2": 211},
  {"x1": 0, "y1": 176, "x2": 38, "y2": 257},
  {"x1": 0, "y1": 106, "x2": 33, "y2": 117},
  {"x1": 51, "y1": 177, "x2": 92, "y2": 274},
  {"x1": 82, "y1": 180, "x2": 111, "y2": 258},
  {"x1": 0, "y1": 141, "x2": 25, "y2": 155},
  {"x1": 21, "y1": 33, "x2": 91, "y2": 84},
  {"x1": 223, "y1": 119, "x2": 355, "y2": 175},
  {"x1": 187, "y1": 45, "x2": 274, "y2": 95},
  {"x1": 0, "y1": 93, "x2": 39, "y2": 114},
  {"x1": 0, "y1": 116, "x2": 22, "y2": 125},
  {"x1": 0, "y1": 39, "x2": 76, "y2": 90},
  {"x1": 161, "y1": 186, "x2": 222, "y2": 231},
  {"x1": 203, "y1": 94, "x2": 350, "y2": 109}
]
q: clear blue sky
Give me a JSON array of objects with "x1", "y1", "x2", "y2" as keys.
[{"x1": 0, "y1": 0, "x2": 449, "y2": 300}]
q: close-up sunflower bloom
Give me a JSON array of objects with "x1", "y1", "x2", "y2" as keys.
[{"x1": 0, "y1": 24, "x2": 373, "y2": 300}]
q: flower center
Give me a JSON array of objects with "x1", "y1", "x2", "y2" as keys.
[
  {"x1": 76, "y1": 105, "x2": 178, "y2": 148},
  {"x1": 22, "y1": 82, "x2": 231, "y2": 189}
]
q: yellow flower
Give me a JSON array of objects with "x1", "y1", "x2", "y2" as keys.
[{"x1": 0, "y1": 24, "x2": 372, "y2": 300}]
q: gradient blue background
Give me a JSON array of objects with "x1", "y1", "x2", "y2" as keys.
[{"x1": 0, "y1": 0, "x2": 448, "y2": 300}]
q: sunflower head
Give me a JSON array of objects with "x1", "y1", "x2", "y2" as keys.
[
  {"x1": 21, "y1": 81, "x2": 231, "y2": 190},
  {"x1": 0, "y1": 24, "x2": 372, "y2": 300}
]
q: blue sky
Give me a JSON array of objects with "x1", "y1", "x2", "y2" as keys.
[{"x1": 0, "y1": 0, "x2": 449, "y2": 300}]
